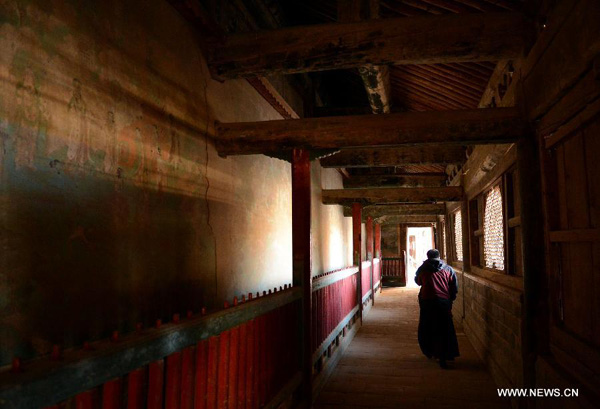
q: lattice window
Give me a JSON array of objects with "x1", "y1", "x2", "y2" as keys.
[
  {"x1": 483, "y1": 185, "x2": 504, "y2": 270},
  {"x1": 454, "y1": 210, "x2": 463, "y2": 261},
  {"x1": 442, "y1": 220, "x2": 447, "y2": 259}
]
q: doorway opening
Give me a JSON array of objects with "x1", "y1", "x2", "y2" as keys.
[{"x1": 405, "y1": 226, "x2": 435, "y2": 288}]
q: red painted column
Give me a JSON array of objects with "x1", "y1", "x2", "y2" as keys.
[
  {"x1": 292, "y1": 148, "x2": 312, "y2": 406},
  {"x1": 375, "y1": 223, "x2": 381, "y2": 259},
  {"x1": 352, "y1": 203, "x2": 362, "y2": 320},
  {"x1": 375, "y1": 223, "x2": 382, "y2": 295},
  {"x1": 366, "y1": 216, "x2": 374, "y2": 305}
]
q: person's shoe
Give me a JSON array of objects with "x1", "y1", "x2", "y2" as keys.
[{"x1": 439, "y1": 359, "x2": 448, "y2": 369}]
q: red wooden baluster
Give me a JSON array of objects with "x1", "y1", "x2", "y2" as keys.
[
  {"x1": 102, "y1": 378, "x2": 121, "y2": 409},
  {"x1": 227, "y1": 325, "x2": 240, "y2": 409},
  {"x1": 206, "y1": 336, "x2": 219, "y2": 409},
  {"x1": 246, "y1": 319, "x2": 255, "y2": 409},
  {"x1": 217, "y1": 330, "x2": 230, "y2": 409},
  {"x1": 194, "y1": 339, "x2": 209, "y2": 409},
  {"x1": 126, "y1": 368, "x2": 145, "y2": 409},
  {"x1": 260, "y1": 315, "x2": 268, "y2": 406},
  {"x1": 147, "y1": 360, "x2": 165, "y2": 409},
  {"x1": 11, "y1": 357, "x2": 21, "y2": 373},
  {"x1": 265, "y1": 312, "x2": 273, "y2": 400},
  {"x1": 237, "y1": 322, "x2": 248, "y2": 409},
  {"x1": 181, "y1": 346, "x2": 195, "y2": 409},
  {"x1": 313, "y1": 290, "x2": 318, "y2": 352},
  {"x1": 51, "y1": 345, "x2": 61, "y2": 361},
  {"x1": 75, "y1": 389, "x2": 98, "y2": 409},
  {"x1": 165, "y1": 351, "x2": 182, "y2": 409}
]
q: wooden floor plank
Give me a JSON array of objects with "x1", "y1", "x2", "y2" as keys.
[{"x1": 314, "y1": 288, "x2": 510, "y2": 409}]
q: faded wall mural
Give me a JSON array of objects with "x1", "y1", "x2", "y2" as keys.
[{"x1": 0, "y1": 0, "x2": 333, "y2": 365}]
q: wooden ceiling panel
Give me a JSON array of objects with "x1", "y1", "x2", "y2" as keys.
[
  {"x1": 280, "y1": 0, "x2": 524, "y2": 112},
  {"x1": 391, "y1": 62, "x2": 494, "y2": 110}
]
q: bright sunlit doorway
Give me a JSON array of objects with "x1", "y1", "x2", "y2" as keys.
[{"x1": 405, "y1": 226, "x2": 435, "y2": 288}]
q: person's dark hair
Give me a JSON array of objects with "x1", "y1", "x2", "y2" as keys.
[{"x1": 427, "y1": 249, "x2": 440, "y2": 259}]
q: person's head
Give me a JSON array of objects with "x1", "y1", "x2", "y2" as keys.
[{"x1": 426, "y1": 249, "x2": 440, "y2": 260}]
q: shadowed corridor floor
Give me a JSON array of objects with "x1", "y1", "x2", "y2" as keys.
[{"x1": 314, "y1": 287, "x2": 511, "y2": 409}]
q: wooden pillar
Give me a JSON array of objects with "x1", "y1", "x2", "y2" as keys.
[
  {"x1": 399, "y1": 224, "x2": 407, "y2": 286},
  {"x1": 517, "y1": 134, "x2": 548, "y2": 390},
  {"x1": 291, "y1": 148, "x2": 312, "y2": 405},
  {"x1": 366, "y1": 216, "x2": 374, "y2": 304},
  {"x1": 375, "y1": 223, "x2": 381, "y2": 259},
  {"x1": 352, "y1": 203, "x2": 363, "y2": 320},
  {"x1": 375, "y1": 223, "x2": 382, "y2": 294}
]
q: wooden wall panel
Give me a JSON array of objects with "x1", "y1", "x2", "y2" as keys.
[
  {"x1": 550, "y1": 126, "x2": 600, "y2": 347},
  {"x1": 584, "y1": 120, "x2": 600, "y2": 347},
  {"x1": 563, "y1": 133, "x2": 590, "y2": 229}
]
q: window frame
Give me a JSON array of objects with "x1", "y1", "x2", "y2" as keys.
[
  {"x1": 453, "y1": 208, "x2": 464, "y2": 263},
  {"x1": 481, "y1": 182, "x2": 506, "y2": 272},
  {"x1": 466, "y1": 170, "x2": 523, "y2": 276}
]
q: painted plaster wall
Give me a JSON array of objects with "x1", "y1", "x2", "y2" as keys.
[
  {"x1": 311, "y1": 163, "x2": 353, "y2": 276},
  {"x1": 0, "y1": 0, "x2": 297, "y2": 365}
]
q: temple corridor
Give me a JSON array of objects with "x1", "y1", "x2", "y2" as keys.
[
  {"x1": 1, "y1": 0, "x2": 599, "y2": 408},
  {"x1": 314, "y1": 288, "x2": 508, "y2": 409}
]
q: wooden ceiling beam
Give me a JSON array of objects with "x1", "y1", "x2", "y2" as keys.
[
  {"x1": 376, "y1": 215, "x2": 439, "y2": 224},
  {"x1": 215, "y1": 108, "x2": 524, "y2": 156},
  {"x1": 207, "y1": 12, "x2": 531, "y2": 79},
  {"x1": 343, "y1": 203, "x2": 446, "y2": 218},
  {"x1": 338, "y1": 0, "x2": 392, "y2": 114},
  {"x1": 320, "y1": 146, "x2": 466, "y2": 168},
  {"x1": 343, "y1": 174, "x2": 447, "y2": 188},
  {"x1": 322, "y1": 186, "x2": 463, "y2": 205}
]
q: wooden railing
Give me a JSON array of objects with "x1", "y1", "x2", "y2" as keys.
[
  {"x1": 361, "y1": 261, "x2": 372, "y2": 301},
  {"x1": 373, "y1": 258, "x2": 381, "y2": 290},
  {"x1": 382, "y1": 257, "x2": 404, "y2": 277},
  {"x1": 310, "y1": 259, "x2": 382, "y2": 365},
  {"x1": 0, "y1": 287, "x2": 302, "y2": 409},
  {"x1": 311, "y1": 267, "x2": 359, "y2": 361}
]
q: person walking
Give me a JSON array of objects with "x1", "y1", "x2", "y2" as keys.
[{"x1": 415, "y1": 249, "x2": 460, "y2": 369}]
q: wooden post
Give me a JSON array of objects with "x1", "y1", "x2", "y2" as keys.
[
  {"x1": 517, "y1": 134, "x2": 547, "y2": 390},
  {"x1": 352, "y1": 203, "x2": 363, "y2": 321},
  {"x1": 291, "y1": 148, "x2": 312, "y2": 405},
  {"x1": 366, "y1": 216, "x2": 374, "y2": 305},
  {"x1": 375, "y1": 223, "x2": 381, "y2": 259},
  {"x1": 399, "y1": 224, "x2": 407, "y2": 286},
  {"x1": 375, "y1": 223, "x2": 381, "y2": 294}
]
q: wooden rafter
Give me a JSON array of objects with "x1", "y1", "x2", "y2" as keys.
[
  {"x1": 322, "y1": 186, "x2": 463, "y2": 205},
  {"x1": 215, "y1": 108, "x2": 524, "y2": 156},
  {"x1": 207, "y1": 12, "x2": 531, "y2": 79}
]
